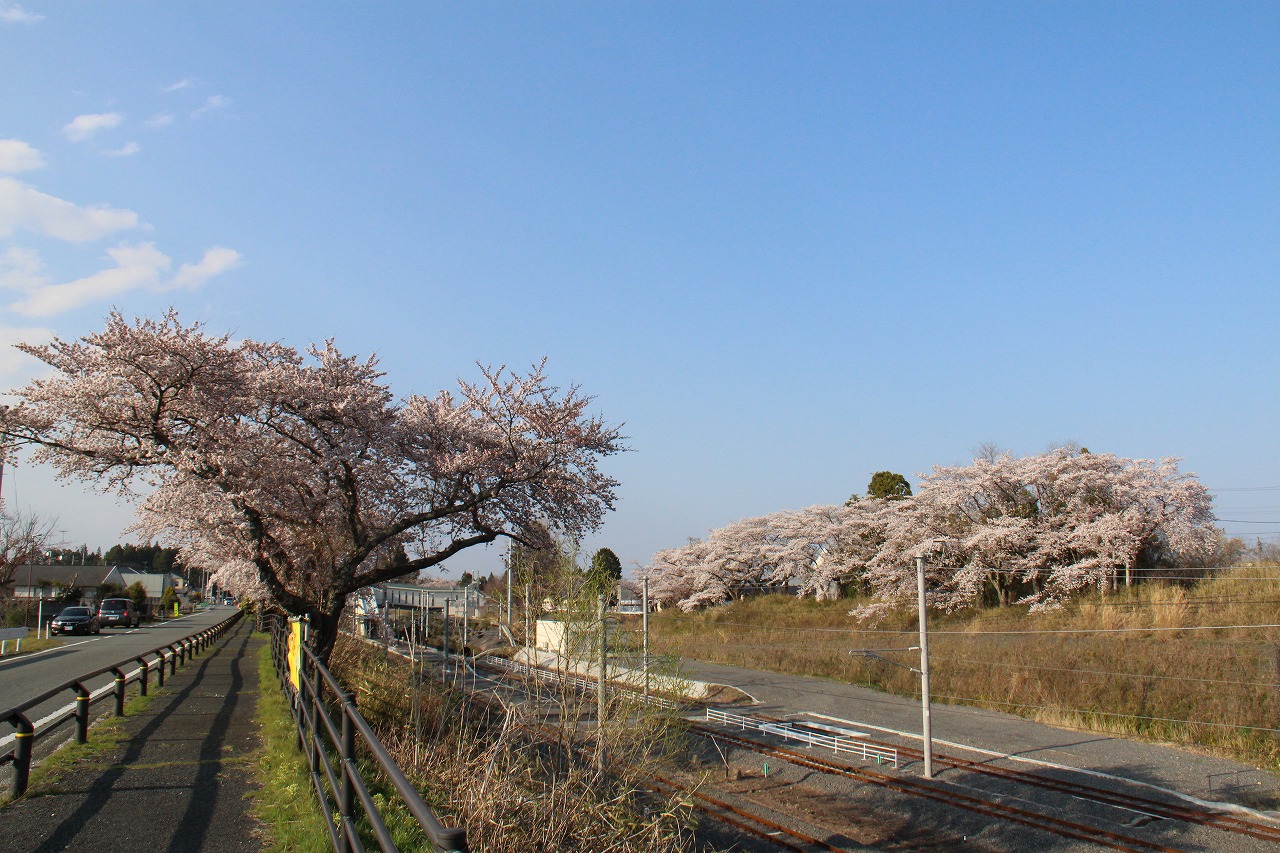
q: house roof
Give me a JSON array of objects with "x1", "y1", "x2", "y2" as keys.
[
  {"x1": 10, "y1": 564, "x2": 116, "y2": 588},
  {"x1": 113, "y1": 567, "x2": 175, "y2": 596}
]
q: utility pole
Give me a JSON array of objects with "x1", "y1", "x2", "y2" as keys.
[
  {"x1": 642, "y1": 577, "x2": 650, "y2": 698},
  {"x1": 506, "y1": 557, "x2": 513, "y2": 630},
  {"x1": 442, "y1": 599, "x2": 451, "y2": 686},
  {"x1": 462, "y1": 584, "x2": 469, "y2": 654},
  {"x1": 525, "y1": 582, "x2": 532, "y2": 651},
  {"x1": 597, "y1": 593, "x2": 607, "y2": 772},
  {"x1": 382, "y1": 587, "x2": 391, "y2": 654},
  {"x1": 916, "y1": 555, "x2": 934, "y2": 779}
]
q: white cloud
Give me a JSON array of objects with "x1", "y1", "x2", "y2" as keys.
[
  {"x1": 0, "y1": 245, "x2": 46, "y2": 292},
  {"x1": 191, "y1": 95, "x2": 230, "y2": 118},
  {"x1": 0, "y1": 177, "x2": 139, "y2": 242},
  {"x1": 7, "y1": 242, "x2": 171, "y2": 316},
  {"x1": 163, "y1": 78, "x2": 193, "y2": 93},
  {"x1": 4, "y1": 241, "x2": 241, "y2": 317},
  {"x1": 165, "y1": 246, "x2": 242, "y2": 291},
  {"x1": 105, "y1": 142, "x2": 140, "y2": 158},
  {"x1": 0, "y1": 3, "x2": 43, "y2": 24},
  {"x1": 62, "y1": 112, "x2": 124, "y2": 142},
  {"x1": 0, "y1": 139, "x2": 45, "y2": 172},
  {"x1": 145, "y1": 113, "x2": 175, "y2": 128}
]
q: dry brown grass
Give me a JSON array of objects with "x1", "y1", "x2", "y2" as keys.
[
  {"x1": 328, "y1": 637, "x2": 698, "y2": 852},
  {"x1": 646, "y1": 565, "x2": 1280, "y2": 770}
]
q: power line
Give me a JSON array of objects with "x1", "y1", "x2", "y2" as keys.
[
  {"x1": 649, "y1": 615, "x2": 1280, "y2": 636},
  {"x1": 898, "y1": 622, "x2": 1280, "y2": 636},
  {"x1": 1208, "y1": 486, "x2": 1280, "y2": 492},
  {"x1": 927, "y1": 693, "x2": 1280, "y2": 734},
  {"x1": 932, "y1": 655, "x2": 1278, "y2": 689}
]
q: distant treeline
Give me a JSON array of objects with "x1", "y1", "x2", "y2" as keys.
[{"x1": 44, "y1": 543, "x2": 181, "y2": 574}]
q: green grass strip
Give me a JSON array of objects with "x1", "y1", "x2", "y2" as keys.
[{"x1": 249, "y1": 637, "x2": 332, "y2": 853}]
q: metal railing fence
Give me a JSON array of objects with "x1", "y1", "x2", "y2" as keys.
[
  {"x1": 0, "y1": 611, "x2": 243, "y2": 798},
  {"x1": 262, "y1": 614, "x2": 467, "y2": 853},
  {"x1": 705, "y1": 707, "x2": 899, "y2": 768}
]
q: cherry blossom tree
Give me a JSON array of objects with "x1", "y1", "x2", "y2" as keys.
[
  {"x1": 641, "y1": 505, "x2": 852, "y2": 610},
  {"x1": 642, "y1": 449, "x2": 1220, "y2": 615},
  {"x1": 1, "y1": 311, "x2": 624, "y2": 660},
  {"x1": 858, "y1": 449, "x2": 1221, "y2": 612}
]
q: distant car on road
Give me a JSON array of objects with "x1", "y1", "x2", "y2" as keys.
[
  {"x1": 51, "y1": 606, "x2": 100, "y2": 636},
  {"x1": 98, "y1": 598, "x2": 141, "y2": 629},
  {"x1": 221, "y1": 595, "x2": 234, "y2": 606}
]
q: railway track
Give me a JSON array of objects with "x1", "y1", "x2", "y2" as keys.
[
  {"x1": 647, "y1": 772, "x2": 854, "y2": 852},
  {"x1": 891, "y1": 740, "x2": 1280, "y2": 844},
  {"x1": 775, "y1": 718, "x2": 1280, "y2": 845},
  {"x1": 691, "y1": 723, "x2": 1189, "y2": 853},
  {"x1": 458, "y1": 653, "x2": 1277, "y2": 851},
  {"x1": 460, "y1": 660, "x2": 848, "y2": 849},
  {"x1": 476, "y1": 656, "x2": 1176, "y2": 850}
]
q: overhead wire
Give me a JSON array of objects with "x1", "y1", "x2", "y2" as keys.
[
  {"x1": 929, "y1": 655, "x2": 1279, "y2": 689},
  {"x1": 924, "y1": 693, "x2": 1280, "y2": 734},
  {"x1": 648, "y1": 614, "x2": 1280, "y2": 636}
]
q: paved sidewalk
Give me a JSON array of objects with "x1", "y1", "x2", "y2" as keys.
[{"x1": 0, "y1": 618, "x2": 263, "y2": 853}]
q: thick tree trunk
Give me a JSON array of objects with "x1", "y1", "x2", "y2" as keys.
[{"x1": 308, "y1": 605, "x2": 346, "y2": 667}]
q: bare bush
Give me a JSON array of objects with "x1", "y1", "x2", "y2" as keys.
[{"x1": 330, "y1": 637, "x2": 696, "y2": 852}]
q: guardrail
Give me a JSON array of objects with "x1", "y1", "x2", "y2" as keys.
[
  {"x1": 0, "y1": 627, "x2": 29, "y2": 655},
  {"x1": 705, "y1": 707, "x2": 899, "y2": 768},
  {"x1": 0, "y1": 611, "x2": 243, "y2": 798},
  {"x1": 263, "y1": 615, "x2": 468, "y2": 853}
]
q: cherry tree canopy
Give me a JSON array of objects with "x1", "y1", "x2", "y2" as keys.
[
  {"x1": 1, "y1": 311, "x2": 624, "y2": 658},
  {"x1": 641, "y1": 449, "x2": 1220, "y2": 614}
]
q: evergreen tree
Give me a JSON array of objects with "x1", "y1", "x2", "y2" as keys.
[
  {"x1": 587, "y1": 547, "x2": 622, "y2": 595},
  {"x1": 867, "y1": 471, "x2": 912, "y2": 500}
]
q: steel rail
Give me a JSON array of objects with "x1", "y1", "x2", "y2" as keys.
[
  {"x1": 645, "y1": 772, "x2": 826, "y2": 852},
  {"x1": 881, "y1": 739, "x2": 1280, "y2": 843},
  {"x1": 766, "y1": 716, "x2": 1280, "y2": 845},
  {"x1": 693, "y1": 723, "x2": 1188, "y2": 853},
  {"x1": 466, "y1": 657, "x2": 833, "y2": 851},
  {"x1": 645, "y1": 768, "x2": 814, "y2": 850},
  {"x1": 477, "y1": 654, "x2": 1192, "y2": 852}
]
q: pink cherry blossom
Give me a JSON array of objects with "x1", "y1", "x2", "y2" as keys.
[
  {"x1": 2, "y1": 311, "x2": 624, "y2": 659},
  {"x1": 642, "y1": 449, "x2": 1220, "y2": 615}
]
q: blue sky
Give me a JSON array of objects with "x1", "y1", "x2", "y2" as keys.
[{"x1": 2, "y1": 3, "x2": 1278, "y2": 575}]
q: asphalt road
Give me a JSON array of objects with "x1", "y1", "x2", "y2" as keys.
[{"x1": 0, "y1": 605, "x2": 239, "y2": 735}]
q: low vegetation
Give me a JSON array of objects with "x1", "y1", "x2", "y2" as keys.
[
  {"x1": 248, "y1": 641, "x2": 331, "y2": 853},
  {"x1": 327, "y1": 634, "x2": 696, "y2": 852},
  {"x1": 648, "y1": 562, "x2": 1280, "y2": 772}
]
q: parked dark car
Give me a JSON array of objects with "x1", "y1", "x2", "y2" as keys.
[
  {"x1": 98, "y1": 598, "x2": 140, "y2": 628},
  {"x1": 51, "y1": 606, "x2": 100, "y2": 636}
]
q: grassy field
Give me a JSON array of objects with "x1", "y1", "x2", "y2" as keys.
[{"x1": 642, "y1": 562, "x2": 1280, "y2": 770}]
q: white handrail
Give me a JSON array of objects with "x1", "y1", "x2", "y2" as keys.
[{"x1": 705, "y1": 707, "x2": 898, "y2": 768}]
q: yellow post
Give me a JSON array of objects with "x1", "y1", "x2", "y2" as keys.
[{"x1": 287, "y1": 620, "x2": 303, "y2": 691}]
